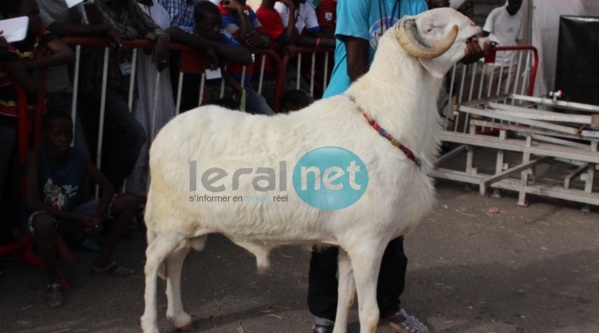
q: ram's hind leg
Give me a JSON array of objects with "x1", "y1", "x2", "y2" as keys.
[
  {"x1": 140, "y1": 232, "x2": 186, "y2": 333},
  {"x1": 332, "y1": 248, "x2": 355, "y2": 333},
  {"x1": 165, "y1": 240, "x2": 193, "y2": 330},
  {"x1": 349, "y1": 243, "x2": 386, "y2": 333}
]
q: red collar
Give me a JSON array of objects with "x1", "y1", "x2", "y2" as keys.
[{"x1": 348, "y1": 96, "x2": 421, "y2": 167}]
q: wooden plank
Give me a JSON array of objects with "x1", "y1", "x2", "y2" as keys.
[
  {"x1": 491, "y1": 178, "x2": 599, "y2": 206},
  {"x1": 433, "y1": 169, "x2": 599, "y2": 206},
  {"x1": 459, "y1": 94, "x2": 511, "y2": 107},
  {"x1": 480, "y1": 157, "x2": 550, "y2": 195},
  {"x1": 459, "y1": 106, "x2": 583, "y2": 135},
  {"x1": 469, "y1": 119, "x2": 599, "y2": 142},
  {"x1": 440, "y1": 131, "x2": 599, "y2": 163},
  {"x1": 564, "y1": 163, "x2": 589, "y2": 189},
  {"x1": 487, "y1": 103, "x2": 594, "y2": 124},
  {"x1": 513, "y1": 94, "x2": 599, "y2": 113},
  {"x1": 434, "y1": 145, "x2": 467, "y2": 168}
]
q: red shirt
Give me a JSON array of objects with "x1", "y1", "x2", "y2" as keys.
[
  {"x1": 316, "y1": 0, "x2": 337, "y2": 29},
  {"x1": 255, "y1": 5, "x2": 285, "y2": 75},
  {"x1": 218, "y1": 3, "x2": 264, "y2": 85}
]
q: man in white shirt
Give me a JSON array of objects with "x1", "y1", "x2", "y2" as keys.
[
  {"x1": 482, "y1": 0, "x2": 523, "y2": 94},
  {"x1": 275, "y1": 0, "x2": 319, "y2": 36}
]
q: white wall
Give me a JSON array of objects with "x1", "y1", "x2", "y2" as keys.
[
  {"x1": 531, "y1": 0, "x2": 599, "y2": 97},
  {"x1": 247, "y1": 0, "x2": 261, "y2": 10}
]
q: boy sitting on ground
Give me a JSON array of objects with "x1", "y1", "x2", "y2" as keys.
[{"x1": 23, "y1": 112, "x2": 141, "y2": 308}]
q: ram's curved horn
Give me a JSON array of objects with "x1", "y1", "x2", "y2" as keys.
[{"x1": 397, "y1": 19, "x2": 458, "y2": 59}]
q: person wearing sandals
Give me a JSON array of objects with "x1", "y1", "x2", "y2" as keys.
[{"x1": 23, "y1": 112, "x2": 141, "y2": 308}]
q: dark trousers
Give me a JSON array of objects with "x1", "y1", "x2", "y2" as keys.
[
  {"x1": 0, "y1": 124, "x2": 18, "y2": 243},
  {"x1": 308, "y1": 237, "x2": 407, "y2": 321},
  {"x1": 79, "y1": 89, "x2": 146, "y2": 189},
  {"x1": 167, "y1": 50, "x2": 203, "y2": 113}
]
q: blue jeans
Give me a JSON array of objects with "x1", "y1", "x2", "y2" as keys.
[
  {"x1": 79, "y1": 89, "x2": 147, "y2": 189},
  {"x1": 211, "y1": 85, "x2": 275, "y2": 116},
  {"x1": 245, "y1": 86, "x2": 274, "y2": 116}
]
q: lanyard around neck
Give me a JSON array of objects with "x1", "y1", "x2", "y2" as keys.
[{"x1": 379, "y1": 0, "x2": 400, "y2": 31}]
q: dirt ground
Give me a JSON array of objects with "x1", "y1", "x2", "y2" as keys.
[{"x1": 1, "y1": 180, "x2": 598, "y2": 333}]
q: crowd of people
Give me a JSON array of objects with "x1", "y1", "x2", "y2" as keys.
[{"x1": 0, "y1": 0, "x2": 522, "y2": 332}]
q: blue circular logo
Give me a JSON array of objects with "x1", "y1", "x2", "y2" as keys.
[{"x1": 292, "y1": 147, "x2": 368, "y2": 211}]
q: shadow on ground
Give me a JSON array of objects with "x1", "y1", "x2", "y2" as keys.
[{"x1": 1, "y1": 182, "x2": 598, "y2": 332}]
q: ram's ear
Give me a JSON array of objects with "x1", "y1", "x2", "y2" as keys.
[{"x1": 418, "y1": 58, "x2": 445, "y2": 78}]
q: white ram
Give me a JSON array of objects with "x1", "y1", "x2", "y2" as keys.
[{"x1": 141, "y1": 8, "x2": 482, "y2": 333}]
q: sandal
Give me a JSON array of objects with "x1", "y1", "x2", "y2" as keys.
[
  {"x1": 46, "y1": 283, "x2": 65, "y2": 308},
  {"x1": 387, "y1": 309, "x2": 430, "y2": 333},
  {"x1": 91, "y1": 261, "x2": 135, "y2": 277}
]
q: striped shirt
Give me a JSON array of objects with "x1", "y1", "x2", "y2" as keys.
[
  {"x1": 157, "y1": 0, "x2": 203, "y2": 28},
  {"x1": 79, "y1": 0, "x2": 169, "y2": 95},
  {"x1": 0, "y1": 29, "x2": 55, "y2": 124}
]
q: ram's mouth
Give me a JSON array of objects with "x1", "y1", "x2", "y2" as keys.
[{"x1": 466, "y1": 24, "x2": 482, "y2": 41}]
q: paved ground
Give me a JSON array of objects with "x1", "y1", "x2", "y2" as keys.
[{"x1": 1, "y1": 180, "x2": 598, "y2": 333}]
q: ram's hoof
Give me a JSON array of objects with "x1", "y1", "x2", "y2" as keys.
[{"x1": 177, "y1": 323, "x2": 194, "y2": 332}]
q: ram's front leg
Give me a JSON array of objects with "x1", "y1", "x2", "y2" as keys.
[
  {"x1": 349, "y1": 243, "x2": 386, "y2": 333},
  {"x1": 332, "y1": 248, "x2": 355, "y2": 333}
]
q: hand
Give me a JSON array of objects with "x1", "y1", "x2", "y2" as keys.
[
  {"x1": 205, "y1": 46, "x2": 219, "y2": 70},
  {"x1": 110, "y1": 40, "x2": 130, "y2": 62},
  {"x1": 107, "y1": 27, "x2": 129, "y2": 60},
  {"x1": 221, "y1": 0, "x2": 244, "y2": 13},
  {"x1": 280, "y1": 0, "x2": 295, "y2": 10},
  {"x1": 245, "y1": 32, "x2": 267, "y2": 49},
  {"x1": 33, "y1": 46, "x2": 48, "y2": 60},
  {"x1": 81, "y1": 216, "x2": 102, "y2": 234},
  {"x1": 153, "y1": 35, "x2": 170, "y2": 72},
  {"x1": 0, "y1": 31, "x2": 8, "y2": 51},
  {"x1": 284, "y1": 44, "x2": 298, "y2": 58},
  {"x1": 460, "y1": 36, "x2": 490, "y2": 65},
  {"x1": 106, "y1": 26, "x2": 122, "y2": 48}
]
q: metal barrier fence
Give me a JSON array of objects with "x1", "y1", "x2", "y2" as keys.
[
  {"x1": 61, "y1": 38, "x2": 284, "y2": 172},
  {"x1": 441, "y1": 45, "x2": 539, "y2": 132},
  {"x1": 57, "y1": 38, "x2": 331, "y2": 195},
  {"x1": 282, "y1": 46, "x2": 335, "y2": 99}
]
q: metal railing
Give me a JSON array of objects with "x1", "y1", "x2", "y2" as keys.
[{"x1": 441, "y1": 45, "x2": 539, "y2": 132}]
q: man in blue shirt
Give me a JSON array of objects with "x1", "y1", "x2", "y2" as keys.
[
  {"x1": 310, "y1": 2, "x2": 429, "y2": 331},
  {"x1": 310, "y1": 1, "x2": 487, "y2": 332},
  {"x1": 323, "y1": 0, "x2": 428, "y2": 98}
]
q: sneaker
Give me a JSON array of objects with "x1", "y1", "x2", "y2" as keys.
[
  {"x1": 81, "y1": 238, "x2": 101, "y2": 252},
  {"x1": 387, "y1": 308, "x2": 430, "y2": 333},
  {"x1": 312, "y1": 324, "x2": 334, "y2": 333}
]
